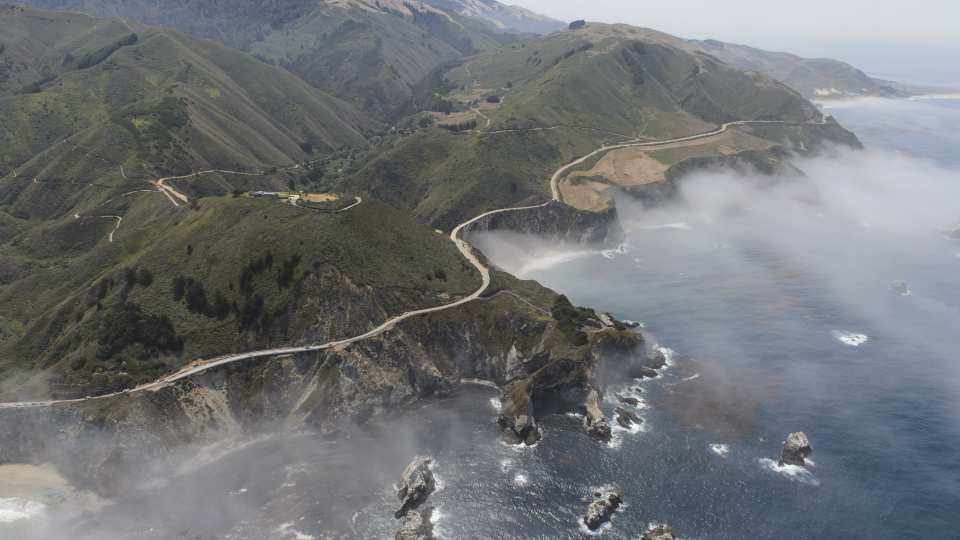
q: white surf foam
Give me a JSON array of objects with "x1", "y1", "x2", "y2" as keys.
[
  {"x1": 489, "y1": 397, "x2": 502, "y2": 412},
  {"x1": 640, "y1": 222, "x2": 692, "y2": 232},
  {"x1": 657, "y1": 346, "x2": 677, "y2": 368},
  {"x1": 831, "y1": 330, "x2": 869, "y2": 347},
  {"x1": 276, "y1": 523, "x2": 315, "y2": 540},
  {"x1": 513, "y1": 473, "x2": 530, "y2": 488},
  {"x1": 0, "y1": 497, "x2": 46, "y2": 524},
  {"x1": 758, "y1": 458, "x2": 820, "y2": 486},
  {"x1": 709, "y1": 444, "x2": 730, "y2": 458}
]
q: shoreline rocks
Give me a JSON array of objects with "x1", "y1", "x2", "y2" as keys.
[
  {"x1": 614, "y1": 407, "x2": 642, "y2": 429},
  {"x1": 583, "y1": 389, "x2": 612, "y2": 442},
  {"x1": 779, "y1": 432, "x2": 813, "y2": 466},
  {"x1": 395, "y1": 507, "x2": 434, "y2": 540},
  {"x1": 628, "y1": 348, "x2": 668, "y2": 380},
  {"x1": 642, "y1": 525, "x2": 676, "y2": 540},
  {"x1": 395, "y1": 457, "x2": 436, "y2": 519},
  {"x1": 583, "y1": 490, "x2": 622, "y2": 531}
]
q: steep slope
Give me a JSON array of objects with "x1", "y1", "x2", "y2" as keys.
[
  {"x1": 15, "y1": 0, "x2": 520, "y2": 117},
  {"x1": 0, "y1": 5, "x2": 371, "y2": 221},
  {"x1": 347, "y1": 23, "x2": 858, "y2": 228},
  {"x1": 0, "y1": 10, "x2": 631, "y2": 455},
  {"x1": 689, "y1": 39, "x2": 906, "y2": 98},
  {"x1": 421, "y1": 0, "x2": 566, "y2": 34}
]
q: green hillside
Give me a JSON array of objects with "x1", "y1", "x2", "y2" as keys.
[
  {"x1": 346, "y1": 23, "x2": 858, "y2": 229},
  {"x1": 0, "y1": 5, "x2": 373, "y2": 222},
  {"x1": 16, "y1": 0, "x2": 520, "y2": 118},
  {"x1": 0, "y1": 192, "x2": 482, "y2": 398}
]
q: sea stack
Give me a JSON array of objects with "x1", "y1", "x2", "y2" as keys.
[
  {"x1": 583, "y1": 389, "x2": 613, "y2": 442},
  {"x1": 779, "y1": 432, "x2": 813, "y2": 466},
  {"x1": 583, "y1": 490, "x2": 622, "y2": 531},
  {"x1": 395, "y1": 507, "x2": 435, "y2": 540},
  {"x1": 642, "y1": 524, "x2": 676, "y2": 540},
  {"x1": 395, "y1": 457, "x2": 436, "y2": 519}
]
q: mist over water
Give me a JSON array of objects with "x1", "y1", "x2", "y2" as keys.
[{"x1": 3, "y1": 98, "x2": 959, "y2": 539}]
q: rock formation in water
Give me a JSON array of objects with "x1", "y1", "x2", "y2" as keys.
[
  {"x1": 583, "y1": 389, "x2": 612, "y2": 442},
  {"x1": 395, "y1": 457, "x2": 436, "y2": 518},
  {"x1": 628, "y1": 347, "x2": 668, "y2": 380},
  {"x1": 779, "y1": 432, "x2": 813, "y2": 466},
  {"x1": 642, "y1": 524, "x2": 676, "y2": 540},
  {"x1": 583, "y1": 489, "x2": 622, "y2": 531},
  {"x1": 395, "y1": 506, "x2": 435, "y2": 540},
  {"x1": 614, "y1": 407, "x2": 642, "y2": 429}
]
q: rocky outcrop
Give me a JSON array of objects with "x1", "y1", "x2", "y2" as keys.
[
  {"x1": 395, "y1": 507, "x2": 435, "y2": 540},
  {"x1": 395, "y1": 457, "x2": 436, "y2": 518},
  {"x1": 583, "y1": 389, "x2": 611, "y2": 442},
  {"x1": 642, "y1": 525, "x2": 676, "y2": 540},
  {"x1": 497, "y1": 382, "x2": 542, "y2": 446},
  {"x1": 0, "y1": 277, "x2": 642, "y2": 492},
  {"x1": 614, "y1": 407, "x2": 641, "y2": 429},
  {"x1": 779, "y1": 432, "x2": 813, "y2": 466},
  {"x1": 464, "y1": 200, "x2": 623, "y2": 245},
  {"x1": 627, "y1": 348, "x2": 668, "y2": 380},
  {"x1": 583, "y1": 490, "x2": 622, "y2": 531}
]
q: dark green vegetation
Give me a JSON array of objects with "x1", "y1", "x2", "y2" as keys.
[{"x1": 0, "y1": 193, "x2": 482, "y2": 397}]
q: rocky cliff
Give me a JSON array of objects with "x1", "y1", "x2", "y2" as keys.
[{"x1": 0, "y1": 286, "x2": 640, "y2": 494}]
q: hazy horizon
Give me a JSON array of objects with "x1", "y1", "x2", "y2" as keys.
[{"x1": 506, "y1": 0, "x2": 960, "y2": 86}]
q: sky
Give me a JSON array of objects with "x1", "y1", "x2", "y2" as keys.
[{"x1": 505, "y1": 0, "x2": 960, "y2": 85}]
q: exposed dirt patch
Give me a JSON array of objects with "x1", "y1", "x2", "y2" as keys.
[{"x1": 302, "y1": 193, "x2": 340, "y2": 203}]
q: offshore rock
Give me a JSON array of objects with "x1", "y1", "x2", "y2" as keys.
[
  {"x1": 583, "y1": 490, "x2": 622, "y2": 531},
  {"x1": 616, "y1": 394, "x2": 640, "y2": 407},
  {"x1": 498, "y1": 381, "x2": 542, "y2": 445},
  {"x1": 614, "y1": 407, "x2": 642, "y2": 429},
  {"x1": 627, "y1": 348, "x2": 667, "y2": 380},
  {"x1": 642, "y1": 525, "x2": 676, "y2": 540},
  {"x1": 779, "y1": 432, "x2": 813, "y2": 466},
  {"x1": 395, "y1": 457, "x2": 436, "y2": 518},
  {"x1": 395, "y1": 507, "x2": 435, "y2": 540},
  {"x1": 583, "y1": 389, "x2": 612, "y2": 442}
]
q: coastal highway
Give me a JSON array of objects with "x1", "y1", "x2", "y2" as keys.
[{"x1": 0, "y1": 116, "x2": 829, "y2": 409}]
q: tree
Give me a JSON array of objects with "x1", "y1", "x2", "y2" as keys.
[{"x1": 569, "y1": 20, "x2": 587, "y2": 30}]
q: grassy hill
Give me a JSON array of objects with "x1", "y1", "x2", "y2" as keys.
[
  {"x1": 345, "y1": 23, "x2": 859, "y2": 228},
  {"x1": 0, "y1": 5, "x2": 373, "y2": 222},
  {"x1": 15, "y1": 0, "x2": 521, "y2": 118},
  {"x1": 0, "y1": 190, "x2": 483, "y2": 398}
]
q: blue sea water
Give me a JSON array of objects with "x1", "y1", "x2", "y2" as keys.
[{"x1": 7, "y1": 98, "x2": 960, "y2": 540}]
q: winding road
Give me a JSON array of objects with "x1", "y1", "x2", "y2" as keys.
[{"x1": 0, "y1": 116, "x2": 828, "y2": 409}]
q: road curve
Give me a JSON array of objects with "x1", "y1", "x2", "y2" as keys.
[{"x1": 0, "y1": 117, "x2": 828, "y2": 409}]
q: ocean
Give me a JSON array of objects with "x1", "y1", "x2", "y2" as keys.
[{"x1": 3, "y1": 97, "x2": 959, "y2": 539}]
